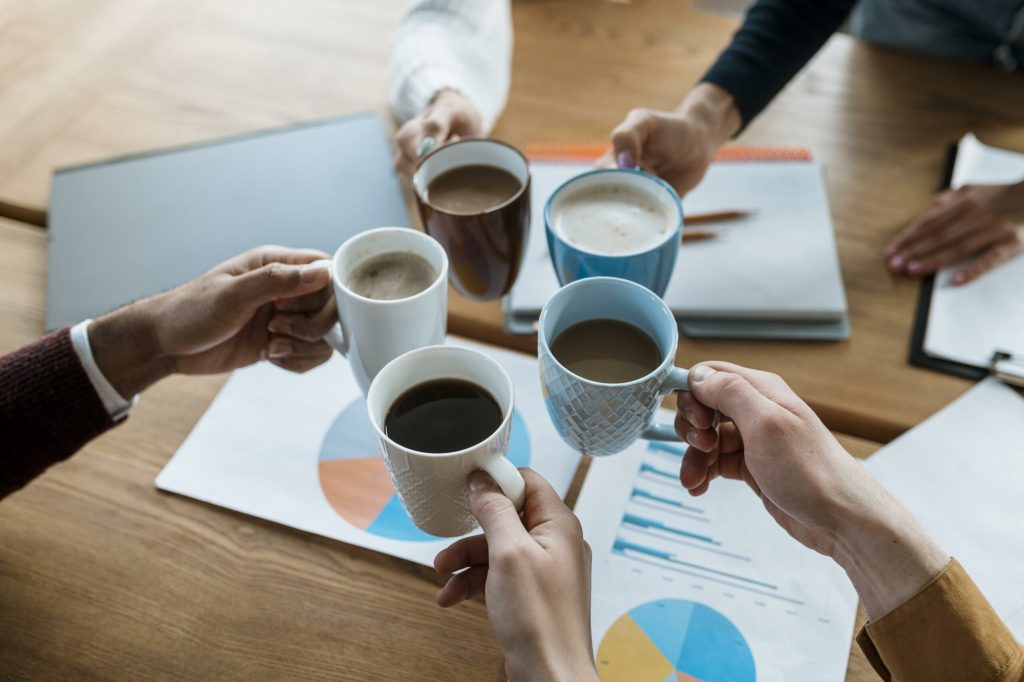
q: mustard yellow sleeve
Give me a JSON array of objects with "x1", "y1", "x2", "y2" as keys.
[{"x1": 856, "y1": 559, "x2": 1024, "y2": 681}]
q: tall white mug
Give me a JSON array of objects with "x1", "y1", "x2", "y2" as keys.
[
  {"x1": 366, "y1": 345, "x2": 527, "y2": 537},
  {"x1": 324, "y1": 227, "x2": 448, "y2": 394}
]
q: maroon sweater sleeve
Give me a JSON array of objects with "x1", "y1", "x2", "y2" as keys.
[{"x1": 1, "y1": 327, "x2": 116, "y2": 500}]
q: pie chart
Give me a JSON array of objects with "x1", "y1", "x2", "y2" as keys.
[
  {"x1": 596, "y1": 599, "x2": 755, "y2": 682},
  {"x1": 317, "y1": 397, "x2": 530, "y2": 541}
]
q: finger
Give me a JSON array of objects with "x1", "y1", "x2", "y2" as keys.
[
  {"x1": 609, "y1": 108, "x2": 654, "y2": 169},
  {"x1": 519, "y1": 468, "x2": 578, "y2": 535},
  {"x1": 679, "y1": 444, "x2": 719, "y2": 492},
  {"x1": 221, "y1": 246, "x2": 331, "y2": 274},
  {"x1": 222, "y1": 260, "x2": 331, "y2": 311},
  {"x1": 274, "y1": 285, "x2": 332, "y2": 314},
  {"x1": 268, "y1": 306, "x2": 338, "y2": 342},
  {"x1": 886, "y1": 201, "x2": 973, "y2": 268},
  {"x1": 688, "y1": 360, "x2": 774, "y2": 425},
  {"x1": 436, "y1": 565, "x2": 489, "y2": 608},
  {"x1": 677, "y1": 390, "x2": 716, "y2": 430},
  {"x1": 466, "y1": 471, "x2": 530, "y2": 545},
  {"x1": 268, "y1": 354, "x2": 331, "y2": 374},
  {"x1": 901, "y1": 226, "x2": 1005, "y2": 277},
  {"x1": 266, "y1": 336, "x2": 333, "y2": 360},
  {"x1": 434, "y1": 535, "x2": 489, "y2": 575},
  {"x1": 421, "y1": 110, "x2": 453, "y2": 148},
  {"x1": 952, "y1": 234, "x2": 1024, "y2": 285},
  {"x1": 595, "y1": 149, "x2": 617, "y2": 169},
  {"x1": 896, "y1": 214, "x2": 992, "y2": 272}
]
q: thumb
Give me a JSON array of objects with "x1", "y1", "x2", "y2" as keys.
[
  {"x1": 223, "y1": 259, "x2": 331, "y2": 310},
  {"x1": 687, "y1": 364, "x2": 776, "y2": 431},
  {"x1": 467, "y1": 470, "x2": 529, "y2": 544},
  {"x1": 610, "y1": 109, "x2": 652, "y2": 169},
  {"x1": 422, "y1": 109, "x2": 453, "y2": 146}
]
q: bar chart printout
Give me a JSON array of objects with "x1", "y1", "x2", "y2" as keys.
[{"x1": 574, "y1": 417, "x2": 858, "y2": 682}]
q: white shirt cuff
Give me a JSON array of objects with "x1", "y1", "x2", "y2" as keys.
[{"x1": 70, "y1": 319, "x2": 138, "y2": 421}]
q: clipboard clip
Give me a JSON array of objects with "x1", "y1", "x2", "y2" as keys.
[{"x1": 990, "y1": 350, "x2": 1024, "y2": 388}]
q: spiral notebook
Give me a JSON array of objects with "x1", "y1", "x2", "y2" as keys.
[{"x1": 505, "y1": 145, "x2": 849, "y2": 339}]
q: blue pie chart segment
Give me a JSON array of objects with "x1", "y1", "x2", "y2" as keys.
[
  {"x1": 318, "y1": 397, "x2": 530, "y2": 541},
  {"x1": 597, "y1": 599, "x2": 755, "y2": 681}
]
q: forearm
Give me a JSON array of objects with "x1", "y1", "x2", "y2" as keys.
[
  {"x1": 830, "y1": 479, "x2": 949, "y2": 621},
  {"x1": 389, "y1": 0, "x2": 512, "y2": 131},
  {"x1": 701, "y1": 0, "x2": 856, "y2": 127},
  {"x1": 90, "y1": 300, "x2": 175, "y2": 399},
  {"x1": 0, "y1": 328, "x2": 116, "y2": 499},
  {"x1": 675, "y1": 82, "x2": 742, "y2": 148}
]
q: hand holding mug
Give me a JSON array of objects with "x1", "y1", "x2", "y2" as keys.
[
  {"x1": 676, "y1": 362, "x2": 949, "y2": 620},
  {"x1": 394, "y1": 89, "x2": 484, "y2": 177},
  {"x1": 434, "y1": 469, "x2": 599, "y2": 682}
]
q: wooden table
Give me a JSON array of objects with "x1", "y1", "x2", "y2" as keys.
[{"x1": 0, "y1": 0, "x2": 1018, "y2": 678}]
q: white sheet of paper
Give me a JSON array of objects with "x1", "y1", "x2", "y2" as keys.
[
  {"x1": 508, "y1": 160, "x2": 847, "y2": 320},
  {"x1": 155, "y1": 337, "x2": 581, "y2": 567},
  {"x1": 864, "y1": 378, "x2": 1024, "y2": 637},
  {"x1": 575, "y1": 418, "x2": 858, "y2": 682},
  {"x1": 924, "y1": 134, "x2": 1024, "y2": 368}
]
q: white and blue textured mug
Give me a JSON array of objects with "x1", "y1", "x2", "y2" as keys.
[
  {"x1": 544, "y1": 168, "x2": 682, "y2": 296},
  {"x1": 538, "y1": 277, "x2": 711, "y2": 457}
]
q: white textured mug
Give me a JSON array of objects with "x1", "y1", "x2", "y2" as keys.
[
  {"x1": 323, "y1": 227, "x2": 448, "y2": 394},
  {"x1": 366, "y1": 345, "x2": 527, "y2": 537},
  {"x1": 538, "y1": 276, "x2": 715, "y2": 457}
]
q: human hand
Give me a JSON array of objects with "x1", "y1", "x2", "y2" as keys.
[
  {"x1": 884, "y1": 182, "x2": 1024, "y2": 285},
  {"x1": 90, "y1": 246, "x2": 337, "y2": 398},
  {"x1": 394, "y1": 89, "x2": 483, "y2": 177},
  {"x1": 434, "y1": 469, "x2": 598, "y2": 682},
  {"x1": 676, "y1": 362, "x2": 948, "y2": 619},
  {"x1": 597, "y1": 83, "x2": 741, "y2": 195}
]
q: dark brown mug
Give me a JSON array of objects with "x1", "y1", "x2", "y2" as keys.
[{"x1": 412, "y1": 139, "x2": 531, "y2": 301}]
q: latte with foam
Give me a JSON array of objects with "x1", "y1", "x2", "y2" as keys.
[{"x1": 553, "y1": 185, "x2": 673, "y2": 255}]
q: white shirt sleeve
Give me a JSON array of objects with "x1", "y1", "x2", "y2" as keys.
[
  {"x1": 70, "y1": 320, "x2": 137, "y2": 421},
  {"x1": 389, "y1": 0, "x2": 513, "y2": 133}
]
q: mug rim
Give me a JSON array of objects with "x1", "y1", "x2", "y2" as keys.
[
  {"x1": 412, "y1": 138, "x2": 531, "y2": 218},
  {"x1": 538, "y1": 276, "x2": 678, "y2": 388},
  {"x1": 544, "y1": 168, "x2": 683, "y2": 259},
  {"x1": 332, "y1": 227, "x2": 449, "y2": 306},
  {"x1": 366, "y1": 344, "x2": 516, "y2": 459}
]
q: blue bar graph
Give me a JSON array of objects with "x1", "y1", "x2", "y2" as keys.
[
  {"x1": 623, "y1": 513, "x2": 718, "y2": 544},
  {"x1": 614, "y1": 539, "x2": 778, "y2": 591},
  {"x1": 631, "y1": 487, "x2": 703, "y2": 514}
]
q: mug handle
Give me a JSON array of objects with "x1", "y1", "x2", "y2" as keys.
[
  {"x1": 477, "y1": 456, "x2": 527, "y2": 511},
  {"x1": 641, "y1": 367, "x2": 721, "y2": 441},
  {"x1": 324, "y1": 324, "x2": 348, "y2": 357}
]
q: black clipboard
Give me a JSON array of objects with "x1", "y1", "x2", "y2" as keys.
[{"x1": 907, "y1": 143, "x2": 988, "y2": 380}]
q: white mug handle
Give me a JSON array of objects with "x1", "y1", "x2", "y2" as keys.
[
  {"x1": 477, "y1": 456, "x2": 526, "y2": 511},
  {"x1": 641, "y1": 367, "x2": 720, "y2": 441},
  {"x1": 324, "y1": 324, "x2": 348, "y2": 357}
]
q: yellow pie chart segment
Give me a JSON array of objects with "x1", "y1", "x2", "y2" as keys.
[{"x1": 597, "y1": 613, "x2": 675, "y2": 682}]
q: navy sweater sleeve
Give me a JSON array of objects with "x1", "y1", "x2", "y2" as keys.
[{"x1": 701, "y1": 0, "x2": 858, "y2": 126}]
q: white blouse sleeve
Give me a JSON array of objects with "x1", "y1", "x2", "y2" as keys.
[{"x1": 389, "y1": 0, "x2": 513, "y2": 133}]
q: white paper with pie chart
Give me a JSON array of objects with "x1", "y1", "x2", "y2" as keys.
[{"x1": 157, "y1": 336, "x2": 581, "y2": 567}]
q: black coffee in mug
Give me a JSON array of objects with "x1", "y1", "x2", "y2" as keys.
[{"x1": 384, "y1": 379, "x2": 502, "y2": 453}]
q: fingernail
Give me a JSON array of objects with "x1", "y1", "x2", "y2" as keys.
[
  {"x1": 467, "y1": 471, "x2": 496, "y2": 494},
  {"x1": 950, "y1": 271, "x2": 966, "y2": 285},
  {"x1": 690, "y1": 366, "x2": 715, "y2": 384},
  {"x1": 686, "y1": 429, "x2": 702, "y2": 448},
  {"x1": 683, "y1": 408, "x2": 694, "y2": 424},
  {"x1": 616, "y1": 152, "x2": 635, "y2": 169},
  {"x1": 906, "y1": 260, "x2": 922, "y2": 274},
  {"x1": 883, "y1": 245, "x2": 896, "y2": 258},
  {"x1": 268, "y1": 339, "x2": 292, "y2": 358},
  {"x1": 300, "y1": 262, "x2": 329, "y2": 283},
  {"x1": 889, "y1": 255, "x2": 905, "y2": 269},
  {"x1": 268, "y1": 318, "x2": 289, "y2": 335}
]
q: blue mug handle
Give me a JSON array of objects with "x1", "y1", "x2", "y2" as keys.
[{"x1": 642, "y1": 367, "x2": 721, "y2": 441}]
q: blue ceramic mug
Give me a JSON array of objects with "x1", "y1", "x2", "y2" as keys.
[
  {"x1": 539, "y1": 277, "x2": 716, "y2": 457},
  {"x1": 544, "y1": 168, "x2": 683, "y2": 296}
]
